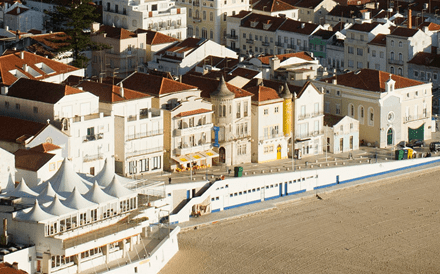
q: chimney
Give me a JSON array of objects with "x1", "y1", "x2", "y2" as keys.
[
  {"x1": 1, "y1": 86, "x2": 8, "y2": 95},
  {"x1": 12, "y1": 262, "x2": 18, "y2": 270},
  {"x1": 408, "y1": 9, "x2": 412, "y2": 29},
  {"x1": 301, "y1": 23, "x2": 305, "y2": 29},
  {"x1": 269, "y1": 56, "x2": 280, "y2": 79},
  {"x1": 47, "y1": 119, "x2": 50, "y2": 124},
  {"x1": 120, "y1": 82, "x2": 124, "y2": 98},
  {"x1": 20, "y1": 51, "x2": 24, "y2": 59},
  {"x1": 332, "y1": 78, "x2": 337, "y2": 85},
  {"x1": 0, "y1": 218, "x2": 8, "y2": 246},
  {"x1": 5, "y1": 26, "x2": 8, "y2": 31},
  {"x1": 22, "y1": 63, "x2": 28, "y2": 72}
]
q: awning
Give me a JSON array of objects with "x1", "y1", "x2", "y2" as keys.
[
  {"x1": 199, "y1": 150, "x2": 219, "y2": 158},
  {"x1": 171, "y1": 156, "x2": 192, "y2": 164}
]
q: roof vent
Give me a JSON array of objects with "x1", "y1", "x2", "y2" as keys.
[
  {"x1": 354, "y1": 70, "x2": 361, "y2": 75},
  {"x1": 301, "y1": 23, "x2": 305, "y2": 29},
  {"x1": 20, "y1": 51, "x2": 24, "y2": 59}
]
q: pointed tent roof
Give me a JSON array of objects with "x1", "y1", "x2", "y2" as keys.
[
  {"x1": 2, "y1": 173, "x2": 16, "y2": 193},
  {"x1": 104, "y1": 176, "x2": 136, "y2": 198},
  {"x1": 280, "y1": 82, "x2": 292, "y2": 99},
  {"x1": 92, "y1": 158, "x2": 134, "y2": 187},
  {"x1": 7, "y1": 179, "x2": 38, "y2": 198},
  {"x1": 83, "y1": 182, "x2": 118, "y2": 204},
  {"x1": 37, "y1": 182, "x2": 64, "y2": 202},
  {"x1": 211, "y1": 76, "x2": 235, "y2": 99},
  {"x1": 34, "y1": 158, "x2": 92, "y2": 195},
  {"x1": 14, "y1": 200, "x2": 57, "y2": 223},
  {"x1": 62, "y1": 187, "x2": 97, "y2": 210},
  {"x1": 43, "y1": 195, "x2": 75, "y2": 216}
]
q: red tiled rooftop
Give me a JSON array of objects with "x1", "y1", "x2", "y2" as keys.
[
  {"x1": 174, "y1": 108, "x2": 212, "y2": 117},
  {"x1": 245, "y1": 85, "x2": 281, "y2": 102},
  {"x1": 258, "y1": 52, "x2": 314, "y2": 65},
  {"x1": 15, "y1": 149, "x2": 56, "y2": 172},
  {"x1": 30, "y1": 142, "x2": 61, "y2": 153},
  {"x1": 77, "y1": 81, "x2": 151, "y2": 103},
  {"x1": 390, "y1": 27, "x2": 419, "y2": 37},
  {"x1": 0, "y1": 115, "x2": 48, "y2": 143},
  {"x1": 97, "y1": 25, "x2": 137, "y2": 39},
  {"x1": 136, "y1": 29, "x2": 179, "y2": 45},
  {"x1": 253, "y1": 0, "x2": 297, "y2": 12}
]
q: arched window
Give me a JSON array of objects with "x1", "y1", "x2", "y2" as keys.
[
  {"x1": 368, "y1": 107, "x2": 374, "y2": 126},
  {"x1": 349, "y1": 103, "x2": 354, "y2": 117},
  {"x1": 210, "y1": 12, "x2": 213, "y2": 21},
  {"x1": 195, "y1": 10, "x2": 199, "y2": 19},
  {"x1": 195, "y1": 27, "x2": 199, "y2": 37},
  {"x1": 391, "y1": 40, "x2": 394, "y2": 46},
  {"x1": 390, "y1": 51, "x2": 394, "y2": 60},
  {"x1": 188, "y1": 26, "x2": 193, "y2": 37},
  {"x1": 189, "y1": 8, "x2": 192, "y2": 18},
  {"x1": 398, "y1": 68, "x2": 402, "y2": 75},
  {"x1": 399, "y1": 41, "x2": 402, "y2": 47},
  {"x1": 201, "y1": 28, "x2": 207, "y2": 39},
  {"x1": 398, "y1": 53, "x2": 403, "y2": 61},
  {"x1": 210, "y1": 30, "x2": 213, "y2": 39},
  {"x1": 222, "y1": 105, "x2": 226, "y2": 117},
  {"x1": 203, "y1": 11, "x2": 206, "y2": 20},
  {"x1": 358, "y1": 105, "x2": 364, "y2": 124},
  {"x1": 390, "y1": 66, "x2": 394, "y2": 74}
]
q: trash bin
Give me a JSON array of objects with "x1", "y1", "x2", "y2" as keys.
[
  {"x1": 234, "y1": 166, "x2": 243, "y2": 177},
  {"x1": 403, "y1": 149, "x2": 408, "y2": 159},
  {"x1": 395, "y1": 150, "x2": 404, "y2": 160}
]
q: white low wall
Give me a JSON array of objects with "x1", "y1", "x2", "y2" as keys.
[{"x1": 170, "y1": 156, "x2": 440, "y2": 224}]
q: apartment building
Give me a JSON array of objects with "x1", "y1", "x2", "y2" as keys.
[
  {"x1": 102, "y1": 0, "x2": 187, "y2": 38},
  {"x1": 252, "y1": 0, "x2": 298, "y2": 20},
  {"x1": 315, "y1": 69, "x2": 432, "y2": 148},
  {"x1": 77, "y1": 81, "x2": 164, "y2": 177},
  {"x1": 344, "y1": 22, "x2": 391, "y2": 71},
  {"x1": 276, "y1": 19, "x2": 322, "y2": 55},
  {"x1": 367, "y1": 33, "x2": 387, "y2": 71},
  {"x1": 323, "y1": 114, "x2": 359, "y2": 154},
  {"x1": 386, "y1": 27, "x2": 431, "y2": 77},
  {"x1": 408, "y1": 51, "x2": 440, "y2": 89},
  {"x1": 293, "y1": 0, "x2": 337, "y2": 24},
  {"x1": 174, "y1": 0, "x2": 249, "y2": 45},
  {"x1": 0, "y1": 79, "x2": 115, "y2": 175}
]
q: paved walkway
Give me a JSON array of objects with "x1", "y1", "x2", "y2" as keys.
[{"x1": 178, "y1": 157, "x2": 440, "y2": 231}]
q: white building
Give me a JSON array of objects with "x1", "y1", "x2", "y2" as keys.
[
  {"x1": 293, "y1": 81, "x2": 324, "y2": 157},
  {"x1": 102, "y1": 0, "x2": 187, "y2": 38},
  {"x1": 323, "y1": 114, "x2": 359, "y2": 154},
  {"x1": 0, "y1": 78, "x2": 115, "y2": 175},
  {"x1": 77, "y1": 80, "x2": 164, "y2": 177},
  {"x1": 252, "y1": 0, "x2": 298, "y2": 20},
  {"x1": 0, "y1": 147, "x2": 14, "y2": 191},
  {"x1": 367, "y1": 33, "x2": 387, "y2": 71},
  {"x1": 148, "y1": 37, "x2": 238, "y2": 76},
  {"x1": 3, "y1": 3, "x2": 44, "y2": 33}
]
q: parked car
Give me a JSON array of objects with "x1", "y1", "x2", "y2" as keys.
[
  {"x1": 406, "y1": 139, "x2": 425, "y2": 148},
  {"x1": 430, "y1": 142, "x2": 440, "y2": 152}
]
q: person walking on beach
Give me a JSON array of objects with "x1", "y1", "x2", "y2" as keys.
[{"x1": 169, "y1": 177, "x2": 172, "y2": 184}]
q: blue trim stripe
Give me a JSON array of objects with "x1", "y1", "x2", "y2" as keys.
[
  {"x1": 340, "y1": 158, "x2": 440, "y2": 185},
  {"x1": 288, "y1": 189, "x2": 306, "y2": 195},
  {"x1": 314, "y1": 182, "x2": 337, "y2": 190},
  {"x1": 212, "y1": 209, "x2": 220, "y2": 213},
  {"x1": 224, "y1": 199, "x2": 261, "y2": 210},
  {"x1": 170, "y1": 221, "x2": 179, "y2": 225},
  {"x1": 265, "y1": 195, "x2": 281, "y2": 201}
]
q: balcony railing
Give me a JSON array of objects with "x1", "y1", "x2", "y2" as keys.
[
  {"x1": 403, "y1": 112, "x2": 430, "y2": 124},
  {"x1": 262, "y1": 41, "x2": 270, "y2": 46},
  {"x1": 295, "y1": 129, "x2": 324, "y2": 139},
  {"x1": 83, "y1": 133, "x2": 104, "y2": 142},
  {"x1": 388, "y1": 59, "x2": 404, "y2": 65},
  {"x1": 175, "y1": 142, "x2": 211, "y2": 155},
  {"x1": 226, "y1": 34, "x2": 238, "y2": 40},
  {"x1": 246, "y1": 39, "x2": 254, "y2": 44},
  {"x1": 126, "y1": 146, "x2": 163, "y2": 158},
  {"x1": 126, "y1": 129, "x2": 163, "y2": 141},
  {"x1": 259, "y1": 132, "x2": 284, "y2": 141},
  {"x1": 83, "y1": 153, "x2": 104, "y2": 162},
  {"x1": 275, "y1": 42, "x2": 283, "y2": 47},
  {"x1": 174, "y1": 123, "x2": 212, "y2": 136}
]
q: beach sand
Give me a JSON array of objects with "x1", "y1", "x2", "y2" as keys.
[{"x1": 160, "y1": 168, "x2": 440, "y2": 274}]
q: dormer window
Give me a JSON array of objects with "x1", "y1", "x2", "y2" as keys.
[
  {"x1": 35, "y1": 63, "x2": 55, "y2": 75},
  {"x1": 250, "y1": 20, "x2": 258, "y2": 28},
  {"x1": 262, "y1": 20, "x2": 272, "y2": 30}
]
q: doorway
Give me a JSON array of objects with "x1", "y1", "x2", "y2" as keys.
[
  {"x1": 277, "y1": 145, "x2": 281, "y2": 159},
  {"x1": 387, "y1": 128, "x2": 393, "y2": 145},
  {"x1": 219, "y1": 147, "x2": 226, "y2": 163}
]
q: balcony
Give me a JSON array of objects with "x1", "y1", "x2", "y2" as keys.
[
  {"x1": 193, "y1": 17, "x2": 201, "y2": 22},
  {"x1": 311, "y1": 111, "x2": 324, "y2": 118},
  {"x1": 295, "y1": 129, "x2": 324, "y2": 139},
  {"x1": 175, "y1": 142, "x2": 211, "y2": 155},
  {"x1": 126, "y1": 129, "x2": 163, "y2": 141},
  {"x1": 388, "y1": 59, "x2": 404, "y2": 65},
  {"x1": 126, "y1": 146, "x2": 163, "y2": 158},
  {"x1": 174, "y1": 123, "x2": 213, "y2": 136},
  {"x1": 226, "y1": 34, "x2": 238, "y2": 40},
  {"x1": 83, "y1": 153, "x2": 104, "y2": 162},
  {"x1": 126, "y1": 109, "x2": 161, "y2": 122},
  {"x1": 83, "y1": 133, "x2": 104, "y2": 142},
  {"x1": 275, "y1": 42, "x2": 283, "y2": 47},
  {"x1": 262, "y1": 41, "x2": 270, "y2": 46},
  {"x1": 403, "y1": 112, "x2": 430, "y2": 124},
  {"x1": 193, "y1": 1, "x2": 200, "y2": 6},
  {"x1": 259, "y1": 132, "x2": 285, "y2": 141},
  {"x1": 246, "y1": 39, "x2": 254, "y2": 44}
]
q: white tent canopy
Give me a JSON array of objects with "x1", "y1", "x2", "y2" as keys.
[
  {"x1": 3, "y1": 173, "x2": 16, "y2": 194},
  {"x1": 92, "y1": 158, "x2": 134, "y2": 187},
  {"x1": 104, "y1": 176, "x2": 136, "y2": 198},
  {"x1": 43, "y1": 195, "x2": 75, "y2": 216},
  {"x1": 37, "y1": 182, "x2": 64, "y2": 202},
  {"x1": 62, "y1": 187, "x2": 97, "y2": 210},
  {"x1": 34, "y1": 158, "x2": 92, "y2": 196},
  {"x1": 83, "y1": 181, "x2": 118, "y2": 204},
  {"x1": 6, "y1": 179, "x2": 38, "y2": 198},
  {"x1": 14, "y1": 200, "x2": 57, "y2": 223}
]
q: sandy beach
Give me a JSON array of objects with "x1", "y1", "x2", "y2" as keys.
[{"x1": 160, "y1": 167, "x2": 440, "y2": 274}]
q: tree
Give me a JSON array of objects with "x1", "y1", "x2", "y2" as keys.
[{"x1": 46, "y1": 2, "x2": 109, "y2": 68}]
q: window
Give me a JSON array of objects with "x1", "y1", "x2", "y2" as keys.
[
  {"x1": 391, "y1": 40, "x2": 394, "y2": 46},
  {"x1": 414, "y1": 71, "x2": 419, "y2": 77},
  {"x1": 368, "y1": 108, "x2": 374, "y2": 126},
  {"x1": 434, "y1": 73, "x2": 438, "y2": 81},
  {"x1": 399, "y1": 53, "x2": 403, "y2": 61},
  {"x1": 372, "y1": 50, "x2": 376, "y2": 57},
  {"x1": 336, "y1": 90, "x2": 340, "y2": 96},
  {"x1": 349, "y1": 104, "x2": 354, "y2": 117},
  {"x1": 360, "y1": 35, "x2": 364, "y2": 41},
  {"x1": 390, "y1": 66, "x2": 394, "y2": 74},
  {"x1": 33, "y1": 106, "x2": 38, "y2": 113},
  {"x1": 325, "y1": 102, "x2": 330, "y2": 113},
  {"x1": 348, "y1": 60, "x2": 354, "y2": 68},
  {"x1": 398, "y1": 68, "x2": 402, "y2": 76},
  {"x1": 189, "y1": 8, "x2": 192, "y2": 18},
  {"x1": 223, "y1": 12, "x2": 227, "y2": 21},
  {"x1": 399, "y1": 41, "x2": 402, "y2": 47},
  {"x1": 274, "y1": 106, "x2": 279, "y2": 113},
  {"x1": 203, "y1": 11, "x2": 206, "y2": 20},
  {"x1": 375, "y1": 63, "x2": 380, "y2": 70},
  {"x1": 49, "y1": 162, "x2": 56, "y2": 171},
  {"x1": 4, "y1": 101, "x2": 9, "y2": 108},
  {"x1": 16, "y1": 103, "x2": 20, "y2": 110},
  {"x1": 390, "y1": 51, "x2": 394, "y2": 60},
  {"x1": 357, "y1": 62, "x2": 363, "y2": 69},
  {"x1": 210, "y1": 12, "x2": 213, "y2": 21},
  {"x1": 357, "y1": 48, "x2": 363, "y2": 56},
  {"x1": 263, "y1": 108, "x2": 269, "y2": 115},
  {"x1": 336, "y1": 104, "x2": 341, "y2": 115},
  {"x1": 348, "y1": 46, "x2": 354, "y2": 54},
  {"x1": 380, "y1": 51, "x2": 384, "y2": 58}
]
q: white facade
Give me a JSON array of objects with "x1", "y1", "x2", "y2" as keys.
[
  {"x1": 102, "y1": 0, "x2": 187, "y2": 38},
  {"x1": 0, "y1": 147, "x2": 14, "y2": 190},
  {"x1": 368, "y1": 42, "x2": 387, "y2": 71},
  {"x1": 3, "y1": 3, "x2": 44, "y2": 33},
  {"x1": 324, "y1": 115, "x2": 359, "y2": 154}
]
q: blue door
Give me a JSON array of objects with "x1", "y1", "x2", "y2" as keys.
[
  {"x1": 187, "y1": 190, "x2": 190, "y2": 200},
  {"x1": 285, "y1": 182, "x2": 288, "y2": 196},
  {"x1": 336, "y1": 175, "x2": 339, "y2": 184},
  {"x1": 279, "y1": 183, "x2": 283, "y2": 197}
]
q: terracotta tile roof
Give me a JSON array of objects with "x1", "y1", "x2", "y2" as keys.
[
  {"x1": 258, "y1": 51, "x2": 314, "y2": 65},
  {"x1": 155, "y1": 38, "x2": 207, "y2": 60},
  {"x1": 253, "y1": 0, "x2": 297, "y2": 12},
  {"x1": 292, "y1": 0, "x2": 325, "y2": 9},
  {"x1": 63, "y1": 75, "x2": 83, "y2": 86},
  {"x1": 311, "y1": 29, "x2": 336, "y2": 40},
  {"x1": 0, "y1": 51, "x2": 80, "y2": 86},
  {"x1": 321, "y1": 69, "x2": 424, "y2": 92},
  {"x1": 14, "y1": 149, "x2": 55, "y2": 172},
  {"x1": 181, "y1": 74, "x2": 254, "y2": 98},
  {"x1": 245, "y1": 85, "x2": 281, "y2": 102},
  {"x1": 30, "y1": 32, "x2": 70, "y2": 51},
  {"x1": 121, "y1": 72, "x2": 197, "y2": 96},
  {"x1": 348, "y1": 22, "x2": 381, "y2": 32},
  {"x1": 26, "y1": 44, "x2": 56, "y2": 59},
  {"x1": 6, "y1": 6, "x2": 28, "y2": 15},
  {"x1": 390, "y1": 27, "x2": 419, "y2": 38},
  {"x1": 8, "y1": 78, "x2": 84, "y2": 104},
  {"x1": 135, "y1": 29, "x2": 179, "y2": 45},
  {"x1": 368, "y1": 33, "x2": 387, "y2": 46},
  {"x1": 174, "y1": 108, "x2": 212, "y2": 117},
  {"x1": 30, "y1": 142, "x2": 61, "y2": 153},
  {"x1": 0, "y1": 115, "x2": 48, "y2": 143},
  {"x1": 97, "y1": 25, "x2": 137, "y2": 39},
  {"x1": 324, "y1": 114, "x2": 344, "y2": 127},
  {"x1": 242, "y1": 78, "x2": 303, "y2": 95},
  {"x1": 278, "y1": 19, "x2": 320, "y2": 34},
  {"x1": 194, "y1": 56, "x2": 239, "y2": 69},
  {"x1": 0, "y1": 263, "x2": 28, "y2": 274},
  {"x1": 77, "y1": 81, "x2": 151, "y2": 103},
  {"x1": 418, "y1": 22, "x2": 440, "y2": 31},
  {"x1": 229, "y1": 67, "x2": 260, "y2": 79},
  {"x1": 328, "y1": 5, "x2": 362, "y2": 17},
  {"x1": 241, "y1": 13, "x2": 287, "y2": 32},
  {"x1": 231, "y1": 10, "x2": 252, "y2": 18},
  {"x1": 408, "y1": 52, "x2": 440, "y2": 68}
]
